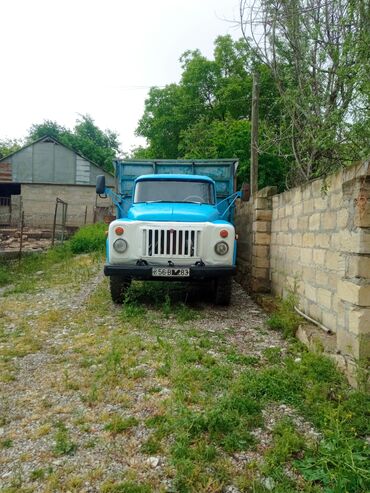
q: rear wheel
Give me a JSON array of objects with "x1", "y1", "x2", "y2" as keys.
[
  {"x1": 109, "y1": 276, "x2": 131, "y2": 304},
  {"x1": 214, "y1": 277, "x2": 232, "y2": 306}
]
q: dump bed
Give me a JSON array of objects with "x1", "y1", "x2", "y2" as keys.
[{"x1": 114, "y1": 159, "x2": 238, "y2": 218}]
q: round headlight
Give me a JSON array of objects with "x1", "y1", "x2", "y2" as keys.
[
  {"x1": 113, "y1": 238, "x2": 128, "y2": 253},
  {"x1": 215, "y1": 241, "x2": 229, "y2": 255}
]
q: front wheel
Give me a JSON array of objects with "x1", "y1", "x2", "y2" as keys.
[
  {"x1": 109, "y1": 276, "x2": 131, "y2": 304},
  {"x1": 214, "y1": 276, "x2": 232, "y2": 306}
]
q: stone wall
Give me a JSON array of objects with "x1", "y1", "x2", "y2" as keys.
[
  {"x1": 236, "y1": 161, "x2": 370, "y2": 383},
  {"x1": 235, "y1": 186, "x2": 276, "y2": 292}
]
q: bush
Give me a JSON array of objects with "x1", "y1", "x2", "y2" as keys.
[
  {"x1": 0, "y1": 264, "x2": 11, "y2": 287},
  {"x1": 70, "y1": 223, "x2": 106, "y2": 254},
  {"x1": 267, "y1": 294, "x2": 302, "y2": 338}
]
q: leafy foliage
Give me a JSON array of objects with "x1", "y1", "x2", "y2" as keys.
[
  {"x1": 70, "y1": 223, "x2": 106, "y2": 254},
  {"x1": 0, "y1": 138, "x2": 22, "y2": 159},
  {"x1": 27, "y1": 115, "x2": 120, "y2": 173},
  {"x1": 135, "y1": 35, "x2": 289, "y2": 190},
  {"x1": 240, "y1": 0, "x2": 370, "y2": 185}
]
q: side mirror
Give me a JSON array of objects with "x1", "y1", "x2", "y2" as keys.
[{"x1": 96, "y1": 175, "x2": 106, "y2": 195}]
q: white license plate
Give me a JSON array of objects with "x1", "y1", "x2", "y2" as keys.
[{"x1": 152, "y1": 267, "x2": 190, "y2": 277}]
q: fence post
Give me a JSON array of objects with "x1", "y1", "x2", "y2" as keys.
[
  {"x1": 52, "y1": 199, "x2": 58, "y2": 246},
  {"x1": 19, "y1": 211, "x2": 24, "y2": 262},
  {"x1": 84, "y1": 205, "x2": 88, "y2": 225},
  {"x1": 61, "y1": 202, "x2": 68, "y2": 243}
]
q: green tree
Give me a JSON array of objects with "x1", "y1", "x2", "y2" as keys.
[
  {"x1": 0, "y1": 138, "x2": 22, "y2": 159},
  {"x1": 240, "y1": 0, "x2": 370, "y2": 185},
  {"x1": 27, "y1": 115, "x2": 120, "y2": 173},
  {"x1": 135, "y1": 35, "x2": 288, "y2": 189}
]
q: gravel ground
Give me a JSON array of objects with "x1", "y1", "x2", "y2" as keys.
[{"x1": 0, "y1": 261, "x2": 318, "y2": 492}]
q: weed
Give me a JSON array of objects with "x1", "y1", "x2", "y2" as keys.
[
  {"x1": 267, "y1": 294, "x2": 302, "y2": 338},
  {"x1": 141, "y1": 435, "x2": 162, "y2": 455},
  {"x1": 226, "y1": 351, "x2": 260, "y2": 366},
  {"x1": 104, "y1": 415, "x2": 139, "y2": 434},
  {"x1": 53, "y1": 421, "x2": 77, "y2": 456},
  {"x1": 101, "y1": 481, "x2": 151, "y2": 493},
  {"x1": 30, "y1": 467, "x2": 52, "y2": 481},
  {"x1": 267, "y1": 418, "x2": 305, "y2": 466},
  {"x1": 1, "y1": 438, "x2": 13, "y2": 448},
  {"x1": 0, "y1": 263, "x2": 11, "y2": 286},
  {"x1": 70, "y1": 223, "x2": 106, "y2": 254}
]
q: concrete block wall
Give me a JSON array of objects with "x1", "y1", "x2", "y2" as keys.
[
  {"x1": 236, "y1": 161, "x2": 370, "y2": 382},
  {"x1": 235, "y1": 186, "x2": 276, "y2": 292},
  {"x1": 18, "y1": 184, "x2": 112, "y2": 227}
]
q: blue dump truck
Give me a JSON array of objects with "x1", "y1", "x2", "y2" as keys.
[{"x1": 96, "y1": 159, "x2": 240, "y2": 305}]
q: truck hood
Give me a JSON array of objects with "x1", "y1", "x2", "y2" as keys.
[{"x1": 127, "y1": 203, "x2": 221, "y2": 222}]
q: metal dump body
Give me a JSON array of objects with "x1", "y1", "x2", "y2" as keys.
[{"x1": 114, "y1": 159, "x2": 238, "y2": 218}]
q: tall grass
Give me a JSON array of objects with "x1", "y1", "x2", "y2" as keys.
[{"x1": 70, "y1": 223, "x2": 107, "y2": 254}]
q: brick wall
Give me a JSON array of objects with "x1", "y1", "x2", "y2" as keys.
[{"x1": 236, "y1": 161, "x2": 370, "y2": 383}]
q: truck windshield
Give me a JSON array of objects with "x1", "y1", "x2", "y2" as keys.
[{"x1": 134, "y1": 180, "x2": 215, "y2": 204}]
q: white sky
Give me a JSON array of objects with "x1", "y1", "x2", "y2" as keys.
[{"x1": 0, "y1": 0, "x2": 241, "y2": 153}]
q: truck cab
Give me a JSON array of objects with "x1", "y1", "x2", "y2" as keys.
[{"x1": 97, "y1": 160, "x2": 239, "y2": 305}]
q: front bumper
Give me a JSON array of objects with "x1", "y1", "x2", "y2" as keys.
[{"x1": 104, "y1": 263, "x2": 236, "y2": 280}]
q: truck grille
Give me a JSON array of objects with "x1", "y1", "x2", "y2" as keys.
[{"x1": 143, "y1": 227, "x2": 201, "y2": 258}]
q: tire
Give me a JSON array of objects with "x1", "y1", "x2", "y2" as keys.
[
  {"x1": 109, "y1": 276, "x2": 131, "y2": 304},
  {"x1": 214, "y1": 276, "x2": 232, "y2": 306}
]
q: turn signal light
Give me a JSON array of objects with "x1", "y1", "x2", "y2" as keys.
[
  {"x1": 115, "y1": 226, "x2": 124, "y2": 235},
  {"x1": 220, "y1": 229, "x2": 228, "y2": 238}
]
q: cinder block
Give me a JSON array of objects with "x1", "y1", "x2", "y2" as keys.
[
  {"x1": 252, "y1": 266, "x2": 269, "y2": 279},
  {"x1": 326, "y1": 251, "x2": 340, "y2": 271},
  {"x1": 348, "y1": 307, "x2": 370, "y2": 335},
  {"x1": 302, "y1": 184, "x2": 312, "y2": 200},
  {"x1": 347, "y1": 255, "x2": 370, "y2": 278},
  {"x1": 253, "y1": 255, "x2": 270, "y2": 269},
  {"x1": 337, "y1": 209, "x2": 349, "y2": 228},
  {"x1": 337, "y1": 329, "x2": 358, "y2": 358},
  {"x1": 289, "y1": 217, "x2": 298, "y2": 230},
  {"x1": 315, "y1": 234, "x2": 330, "y2": 249},
  {"x1": 252, "y1": 245, "x2": 269, "y2": 258},
  {"x1": 302, "y1": 266, "x2": 316, "y2": 282},
  {"x1": 330, "y1": 192, "x2": 343, "y2": 209},
  {"x1": 254, "y1": 209, "x2": 272, "y2": 221},
  {"x1": 302, "y1": 233, "x2": 315, "y2": 248},
  {"x1": 301, "y1": 249, "x2": 313, "y2": 264},
  {"x1": 317, "y1": 288, "x2": 332, "y2": 310},
  {"x1": 303, "y1": 199, "x2": 314, "y2": 214},
  {"x1": 254, "y1": 197, "x2": 271, "y2": 210},
  {"x1": 253, "y1": 221, "x2": 271, "y2": 233},
  {"x1": 321, "y1": 211, "x2": 337, "y2": 230},
  {"x1": 316, "y1": 271, "x2": 329, "y2": 286},
  {"x1": 305, "y1": 283, "x2": 317, "y2": 302},
  {"x1": 298, "y1": 216, "x2": 309, "y2": 231},
  {"x1": 285, "y1": 204, "x2": 293, "y2": 216},
  {"x1": 313, "y1": 249, "x2": 326, "y2": 265},
  {"x1": 337, "y1": 280, "x2": 370, "y2": 306},
  {"x1": 309, "y1": 213, "x2": 321, "y2": 231},
  {"x1": 311, "y1": 179, "x2": 324, "y2": 197},
  {"x1": 293, "y1": 203, "x2": 303, "y2": 216},
  {"x1": 292, "y1": 233, "x2": 303, "y2": 247},
  {"x1": 322, "y1": 311, "x2": 336, "y2": 332},
  {"x1": 254, "y1": 232, "x2": 271, "y2": 245},
  {"x1": 314, "y1": 196, "x2": 328, "y2": 210}
]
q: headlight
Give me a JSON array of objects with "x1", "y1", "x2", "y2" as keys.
[
  {"x1": 214, "y1": 241, "x2": 229, "y2": 255},
  {"x1": 113, "y1": 238, "x2": 128, "y2": 253}
]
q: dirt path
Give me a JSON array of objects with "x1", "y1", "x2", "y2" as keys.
[{"x1": 0, "y1": 254, "x2": 368, "y2": 493}]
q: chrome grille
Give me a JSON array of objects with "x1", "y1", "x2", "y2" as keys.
[{"x1": 143, "y1": 227, "x2": 201, "y2": 258}]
